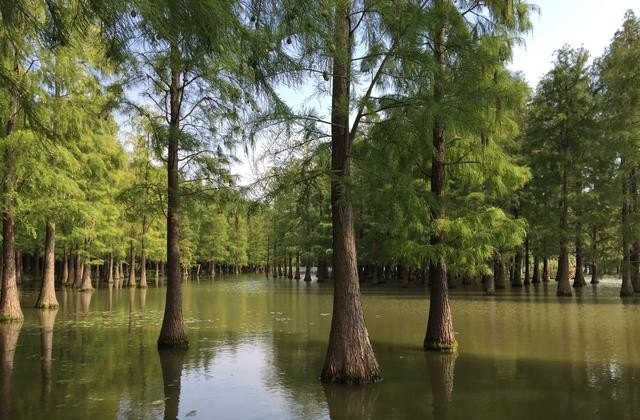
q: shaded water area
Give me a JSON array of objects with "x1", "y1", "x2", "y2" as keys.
[{"x1": 2, "y1": 275, "x2": 640, "y2": 419}]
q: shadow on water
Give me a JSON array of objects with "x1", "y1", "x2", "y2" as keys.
[
  {"x1": 158, "y1": 348, "x2": 187, "y2": 420},
  {"x1": 0, "y1": 321, "x2": 22, "y2": 420}
]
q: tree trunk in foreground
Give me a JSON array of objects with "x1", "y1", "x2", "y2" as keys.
[
  {"x1": 622, "y1": 173, "x2": 634, "y2": 297},
  {"x1": 35, "y1": 222, "x2": 59, "y2": 308},
  {"x1": 321, "y1": 2, "x2": 379, "y2": 384},
  {"x1": 158, "y1": 41, "x2": 188, "y2": 349},
  {"x1": 0, "y1": 52, "x2": 22, "y2": 321},
  {"x1": 424, "y1": 26, "x2": 456, "y2": 352}
]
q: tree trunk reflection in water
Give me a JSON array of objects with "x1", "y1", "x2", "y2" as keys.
[
  {"x1": 323, "y1": 383, "x2": 379, "y2": 420},
  {"x1": 39, "y1": 309, "x2": 57, "y2": 410},
  {"x1": 0, "y1": 321, "x2": 22, "y2": 420},
  {"x1": 159, "y1": 348, "x2": 187, "y2": 420},
  {"x1": 426, "y1": 352, "x2": 457, "y2": 420}
]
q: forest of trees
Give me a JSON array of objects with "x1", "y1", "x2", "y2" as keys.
[{"x1": 0, "y1": 0, "x2": 639, "y2": 384}]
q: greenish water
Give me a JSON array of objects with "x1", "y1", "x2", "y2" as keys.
[{"x1": 2, "y1": 276, "x2": 640, "y2": 420}]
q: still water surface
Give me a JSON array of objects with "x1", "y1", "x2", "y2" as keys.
[{"x1": 2, "y1": 276, "x2": 640, "y2": 420}]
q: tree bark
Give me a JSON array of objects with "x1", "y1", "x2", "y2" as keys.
[
  {"x1": 321, "y1": 2, "x2": 379, "y2": 384},
  {"x1": 158, "y1": 41, "x2": 188, "y2": 349},
  {"x1": 139, "y1": 218, "x2": 148, "y2": 288},
  {"x1": 128, "y1": 240, "x2": 136, "y2": 288},
  {"x1": 107, "y1": 253, "x2": 114, "y2": 284},
  {"x1": 512, "y1": 248, "x2": 523, "y2": 287},
  {"x1": 542, "y1": 257, "x2": 549, "y2": 282},
  {"x1": 79, "y1": 262, "x2": 93, "y2": 292},
  {"x1": 573, "y1": 235, "x2": 587, "y2": 288},
  {"x1": 524, "y1": 237, "x2": 530, "y2": 285},
  {"x1": 0, "y1": 49, "x2": 22, "y2": 321},
  {"x1": 424, "y1": 26, "x2": 456, "y2": 352},
  {"x1": 61, "y1": 247, "x2": 69, "y2": 285},
  {"x1": 304, "y1": 263, "x2": 312, "y2": 282},
  {"x1": 532, "y1": 255, "x2": 540, "y2": 284},
  {"x1": 35, "y1": 222, "x2": 58, "y2": 308},
  {"x1": 287, "y1": 255, "x2": 293, "y2": 279},
  {"x1": 557, "y1": 158, "x2": 572, "y2": 296},
  {"x1": 294, "y1": 253, "x2": 300, "y2": 280},
  {"x1": 591, "y1": 227, "x2": 599, "y2": 284},
  {"x1": 494, "y1": 255, "x2": 506, "y2": 289},
  {"x1": 72, "y1": 246, "x2": 82, "y2": 289}
]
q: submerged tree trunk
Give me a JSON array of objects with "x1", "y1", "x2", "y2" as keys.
[
  {"x1": 424, "y1": 26, "x2": 456, "y2": 353},
  {"x1": 35, "y1": 222, "x2": 58, "y2": 309},
  {"x1": 158, "y1": 41, "x2": 188, "y2": 349},
  {"x1": 287, "y1": 255, "x2": 293, "y2": 279},
  {"x1": 483, "y1": 259, "x2": 495, "y2": 295},
  {"x1": 72, "y1": 246, "x2": 82, "y2": 289},
  {"x1": 573, "y1": 234, "x2": 587, "y2": 288},
  {"x1": 294, "y1": 253, "x2": 300, "y2": 280},
  {"x1": 621, "y1": 171, "x2": 634, "y2": 296},
  {"x1": 139, "y1": 219, "x2": 148, "y2": 288},
  {"x1": 494, "y1": 255, "x2": 506, "y2": 289},
  {"x1": 128, "y1": 241, "x2": 136, "y2": 288},
  {"x1": 106, "y1": 253, "x2": 114, "y2": 284},
  {"x1": 61, "y1": 248, "x2": 69, "y2": 285},
  {"x1": 304, "y1": 263, "x2": 312, "y2": 282},
  {"x1": 532, "y1": 256, "x2": 540, "y2": 284},
  {"x1": 79, "y1": 263, "x2": 93, "y2": 292},
  {"x1": 321, "y1": 2, "x2": 379, "y2": 384},
  {"x1": 523, "y1": 238, "x2": 530, "y2": 286},
  {"x1": 512, "y1": 248, "x2": 523, "y2": 287},
  {"x1": 591, "y1": 227, "x2": 599, "y2": 285},
  {"x1": 542, "y1": 257, "x2": 549, "y2": 282}
]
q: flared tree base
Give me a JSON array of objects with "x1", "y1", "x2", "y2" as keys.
[
  {"x1": 424, "y1": 339, "x2": 458, "y2": 352},
  {"x1": 320, "y1": 366, "x2": 381, "y2": 385},
  {"x1": 157, "y1": 338, "x2": 189, "y2": 349}
]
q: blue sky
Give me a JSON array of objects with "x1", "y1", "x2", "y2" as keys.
[{"x1": 511, "y1": 0, "x2": 638, "y2": 87}]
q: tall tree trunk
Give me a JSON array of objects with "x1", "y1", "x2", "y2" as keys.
[
  {"x1": 424, "y1": 27, "x2": 456, "y2": 352},
  {"x1": 139, "y1": 218, "x2": 148, "y2": 288},
  {"x1": 35, "y1": 222, "x2": 58, "y2": 308},
  {"x1": 304, "y1": 263, "x2": 312, "y2": 282},
  {"x1": 128, "y1": 240, "x2": 136, "y2": 288},
  {"x1": 68, "y1": 254, "x2": 75, "y2": 289},
  {"x1": 106, "y1": 252, "x2": 114, "y2": 284},
  {"x1": 0, "y1": 49, "x2": 22, "y2": 321},
  {"x1": 557, "y1": 160, "x2": 572, "y2": 296},
  {"x1": 266, "y1": 236, "x2": 270, "y2": 279},
  {"x1": 542, "y1": 257, "x2": 549, "y2": 282},
  {"x1": 574, "y1": 232, "x2": 587, "y2": 288},
  {"x1": 79, "y1": 262, "x2": 93, "y2": 292},
  {"x1": 61, "y1": 247, "x2": 69, "y2": 285},
  {"x1": 532, "y1": 255, "x2": 540, "y2": 284},
  {"x1": 158, "y1": 41, "x2": 188, "y2": 349},
  {"x1": 73, "y1": 246, "x2": 82, "y2": 289},
  {"x1": 494, "y1": 254, "x2": 506, "y2": 289},
  {"x1": 621, "y1": 171, "x2": 634, "y2": 296},
  {"x1": 523, "y1": 237, "x2": 530, "y2": 285},
  {"x1": 321, "y1": 2, "x2": 379, "y2": 384},
  {"x1": 15, "y1": 252, "x2": 22, "y2": 285},
  {"x1": 591, "y1": 227, "x2": 599, "y2": 285},
  {"x1": 483, "y1": 259, "x2": 495, "y2": 295},
  {"x1": 294, "y1": 253, "x2": 300, "y2": 280},
  {"x1": 512, "y1": 248, "x2": 523, "y2": 287},
  {"x1": 287, "y1": 255, "x2": 293, "y2": 279}
]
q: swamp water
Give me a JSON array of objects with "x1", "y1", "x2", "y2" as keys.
[{"x1": 1, "y1": 276, "x2": 640, "y2": 419}]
